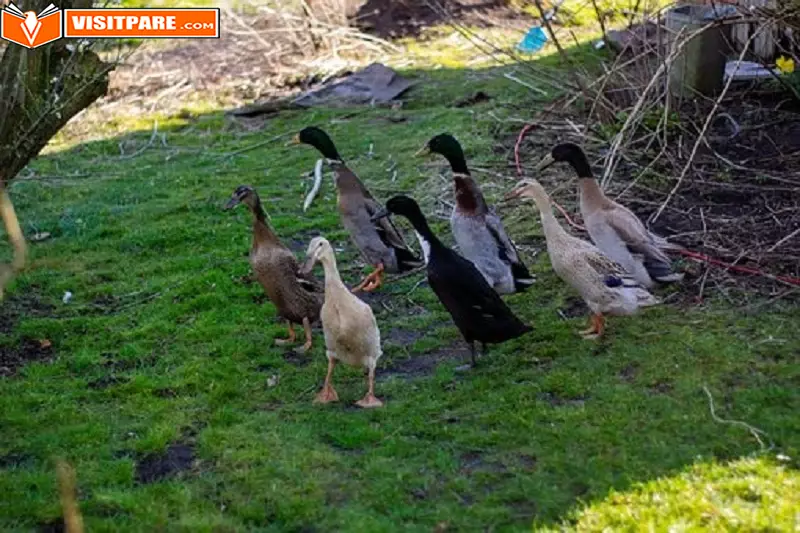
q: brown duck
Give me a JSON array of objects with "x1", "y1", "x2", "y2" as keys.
[
  {"x1": 292, "y1": 126, "x2": 423, "y2": 292},
  {"x1": 225, "y1": 185, "x2": 323, "y2": 352}
]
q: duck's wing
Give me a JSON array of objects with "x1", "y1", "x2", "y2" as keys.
[
  {"x1": 577, "y1": 245, "x2": 649, "y2": 290},
  {"x1": 604, "y1": 207, "x2": 671, "y2": 261},
  {"x1": 583, "y1": 248, "x2": 625, "y2": 277},
  {"x1": 428, "y1": 249, "x2": 529, "y2": 336},
  {"x1": 278, "y1": 252, "x2": 323, "y2": 294},
  {"x1": 334, "y1": 166, "x2": 420, "y2": 269},
  {"x1": 485, "y1": 211, "x2": 534, "y2": 288},
  {"x1": 485, "y1": 211, "x2": 521, "y2": 264},
  {"x1": 604, "y1": 206, "x2": 682, "y2": 282}
]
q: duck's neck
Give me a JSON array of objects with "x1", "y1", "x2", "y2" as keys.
[
  {"x1": 454, "y1": 175, "x2": 488, "y2": 215},
  {"x1": 331, "y1": 162, "x2": 361, "y2": 192},
  {"x1": 407, "y1": 214, "x2": 443, "y2": 256},
  {"x1": 566, "y1": 152, "x2": 610, "y2": 211},
  {"x1": 318, "y1": 253, "x2": 348, "y2": 297},
  {"x1": 578, "y1": 177, "x2": 611, "y2": 212},
  {"x1": 249, "y1": 200, "x2": 279, "y2": 245},
  {"x1": 444, "y1": 152, "x2": 470, "y2": 175},
  {"x1": 531, "y1": 194, "x2": 569, "y2": 244}
]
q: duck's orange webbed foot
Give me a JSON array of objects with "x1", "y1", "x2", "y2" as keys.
[
  {"x1": 352, "y1": 263, "x2": 384, "y2": 293},
  {"x1": 580, "y1": 313, "x2": 606, "y2": 340},
  {"x1": 315, "y1": 383, "x2": 339, "y2": 404},
  {"x1": 274, "y1": 322, "x2": 297, "y2": 346},
  {"x1": 314, "y1": 357, "x2": 339, "y2": 404},
  {"x1": 355, "y1": 366, "x2": 382, "y2": 408}
]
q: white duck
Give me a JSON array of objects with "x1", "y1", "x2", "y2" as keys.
[{"x1": 299, "y1": 237, "x2": 383, "y2": 408}]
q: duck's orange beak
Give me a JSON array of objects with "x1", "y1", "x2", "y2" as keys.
[
  {"x1": 286, "y1": 134, "x2": 301, "y2": 147},
  {"x1": 414, "y1": 144, "x2": 430, "y2": 157},
  {"x1": 504, "y1": 180, "x2": 533, "y2": 201}
]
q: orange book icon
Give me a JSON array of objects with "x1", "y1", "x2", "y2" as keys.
[{"x1": 1, "y1": 3, "x2": 62, "y2": 49}]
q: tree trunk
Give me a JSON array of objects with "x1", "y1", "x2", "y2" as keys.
[{"x1": 0, "y1": 0, "x2": 113, "y2": 299}]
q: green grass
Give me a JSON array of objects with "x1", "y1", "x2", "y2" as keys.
[{"x1": 1, "y1": 40, "x2": 799, "y2": 533}]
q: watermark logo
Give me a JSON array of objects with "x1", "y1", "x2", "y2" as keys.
[
  {"x1": 1, "y1": 3, "x2": 62, "y2": 49},
  {"x1": 0, "y1": 5, "x2": 219, "y2": 48}
]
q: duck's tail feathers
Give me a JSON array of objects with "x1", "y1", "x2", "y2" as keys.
[
  {"x1": 395, "y1": 247, "x2": 424, "y2": 272},
  {"x1": 643, "y1": 255, "x2": 684, "y2": 284},
  {"x1": 651, "y1": 234, "x2": 684, "y2": 252},
  {"x1": 510, "y1": 321, "x2": 533, "y2": 338},
  {"x1": 636, "y1": 289, "x2": 661, "y2": 307},
  {"x1": 511, "y1": 261, "x2": 536, "y2": 292}
]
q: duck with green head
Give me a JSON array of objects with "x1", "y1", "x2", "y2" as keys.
[
  {"x1": 418, "y1": 133, "x2": 534, "y2": 295},
  {"x1": 291, "y1": 126, "x2": 423, "y2": 292}
]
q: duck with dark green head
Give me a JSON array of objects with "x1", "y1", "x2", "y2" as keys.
[
  {"x1": 292, "y1": 126, "x2": 423, "y2": 292},
  {"x1": 418, "y1": 133, "x2": 534, "y2": 295}
]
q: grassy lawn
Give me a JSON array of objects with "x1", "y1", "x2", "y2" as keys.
[{"x1": 1, "y1": 29, "x2": 799, "y2": 532}]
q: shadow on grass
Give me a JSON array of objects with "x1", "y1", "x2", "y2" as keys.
[{"x1": 0, "y1": 52, "x2": 798, "y2": 531}]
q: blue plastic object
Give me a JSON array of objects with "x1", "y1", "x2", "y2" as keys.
[{"x1": 518, "y1": 26, "x2": 547, "y2": 53}]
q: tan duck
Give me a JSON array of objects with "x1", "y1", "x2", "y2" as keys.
[
  {"x1": 506, "y1": 180, "x2": 660, "y2": 339},
  {"x1": 419, "y1": 133, "x2": 534, "y2": 295},
  {"x1": 537, "y1": 143, "x2": 683, "y2": 288},
  {"x1": 225, "y1": 186, "x2": 323, "y2": 352},
  {"x1": 292, "y1": 126, "x2": 423, "y2": 292},
  {"x1": 300, "y1": 236, "x2": 383, "y2": 408}
]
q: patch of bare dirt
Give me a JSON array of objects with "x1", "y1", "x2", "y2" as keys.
[
  {"x1": 0, "y1": 337, "x2": 55, "y2": 377},
  {"x1": 0, "y1": 452, "x2": 32, "y2": 468},
  {"x1": 559, "y1": 297, "x2": 588, "y2": 319},
  {"x1": 618, "y1": 362, "x2": 640, "y2": 383},
  {"x1": 87, "y1": 374, "x2": 129, "y2": 390},
  {"x1": 647, "y1": 379, "x2": 674, "y2": 395},
  {"x1": 537, "y1": 391, "x2": 588, "y2": 407},
  {"x1": 459, "y1": 451, "x2": 508, "y2": 474},
  {"x1": 134, "y1": 442, "x2": 197, "y2": 484},
  {"x1": 381, "y1": 341, "x2": 471, "y2": 380},
  {"x1": 383, "y1": 326, "x2": 424, "y2": 346},
  {"x1": 0, "y1": 291, "x2": 54, "y2": 335},
  {"x1": 350, "y1": 0, "x2": 532, "y2": 39},
  {"x1": 283, "y1": 349, "x2": 313, "y2": 367}
]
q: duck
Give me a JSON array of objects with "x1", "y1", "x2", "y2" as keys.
[
  {"x1": 371, "y1": 195, "x2": 531, "y2": 365},
  {"x1": 299, "y1": 236, "x2": 383, "y2": 408},
  {"x1": 418, "y1": 133, "x2": 534, "y2": 295},
  {"x1": 536, "y1": 142, "x2": 683, "y2": 288},
  {"x1": 505, "y1": 180, "x2": 660, "y2": 338},
  {"x1": 292, "y1": 126, "x2": 423, "y2": 292},
  {"x1": 225, "y1": 185, "x2": 323, "y2": 352}
]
